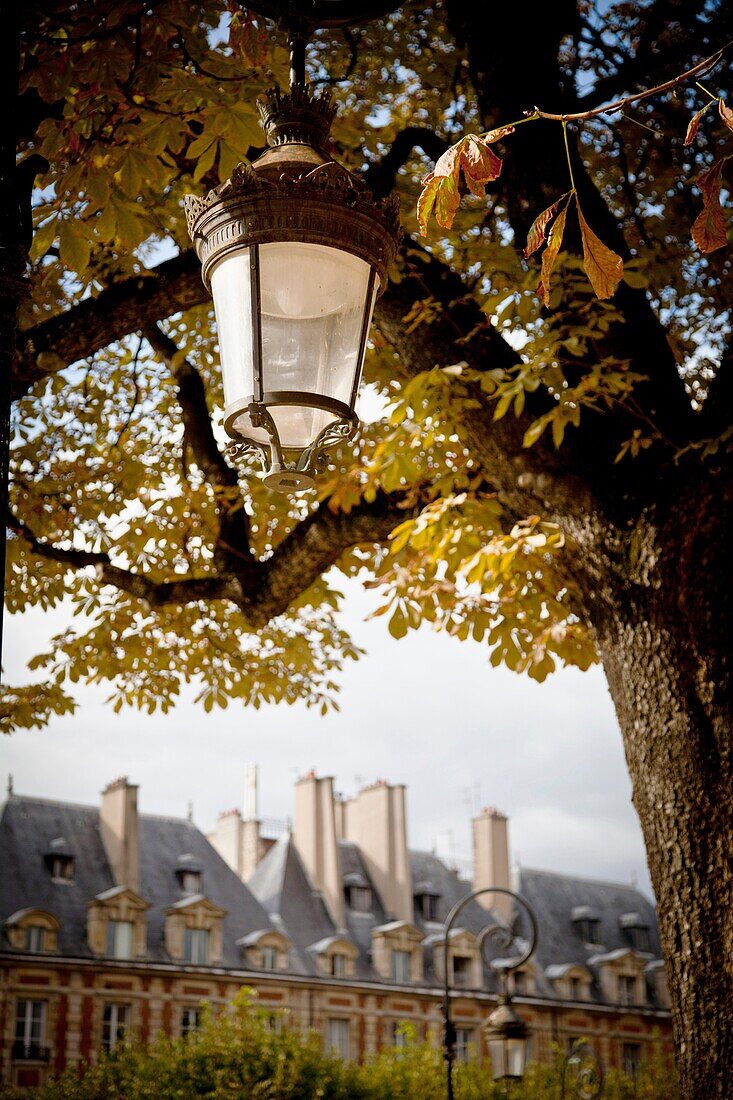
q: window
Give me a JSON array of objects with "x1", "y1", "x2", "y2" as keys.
[
  {"x1": 106, "y1": 920, "x2": 134, "y2": 960},
  {"x1": 455, "y1": 1028, "x2": 474, "y2": 1063},
  {"x1": 184, "y1": 928, "x2": 209, "y2": 964},
  {"x1": 452, "y1": 955, "x2": 472, "y2": 988},
  {"x1": 102, "y1": 1003, "x2": 130, "y2": 1053},
  {"x1": 181, "y1": 1007, "x2": 201, "y2": 1037},
  {"x1": 180, "y1": 871, "x2": 202, "y2": 895},
  {"x1": 416, "y1": 893, "x2": 440, "y2": 921},
  {"x1": 348, "y1": 885, "x2": 372, "y2": 912},
  {"x1": 628, "y1": 926, "x2": 650, "y2": 952},
  {"x1": 391, "y1": 949, "x2": 411, "y2": 983},
  {"x1": 576, "y1": 918, "x2": 600, "y2": 943},
  {"x1": 392, "y1": 1021, "x2": 409, "y2": 1049},
  {"x1": 568, "y1": 976, "x2": 581, "y2": 1000},
  {"x1": 619, "y1": 975, "x2": 637, "y2": 1006},
  {"x1": 261, "y1": 945, "x2": 278, "y2": 970},
  {"x1": 513, "y1": 970, "x2": 527, "y2": 995},
  {"x1": 14, "y1": 1001, "x2": 46, "y2": 1059},
  {"x1": 623, "y1": 1042, "x2": 641, "y2": 1078},
  {"x1": 24, "y1": 926, "x2": 45, "y2": 953},
  {"x1": 330, "y1": 952, "x2": 347, "y2": 978},
  {"x1": 326, "y1": 1017, "x2": 350, "y2": 1059},
  {"x1": 51, "y1": 855, "x2": 74, "y2": 881}
]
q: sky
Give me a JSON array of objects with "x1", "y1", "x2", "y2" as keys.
[{"x1": 2, "y1": 574, "x2": 654, "y2": 900}]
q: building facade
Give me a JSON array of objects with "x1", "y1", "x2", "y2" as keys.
[{"x1": 0, "y1": 772, "x2": 672, "y2": 1089}]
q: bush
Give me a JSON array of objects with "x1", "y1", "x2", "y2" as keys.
[{"x1": 1, "y1": 992, "x2": 679, "y2": 1100}]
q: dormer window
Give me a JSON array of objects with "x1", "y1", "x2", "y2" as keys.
[
  {"x1": 344, "y1": 873, "x2": 372, "y2": 913},
  {"x1": 261, "y1": 945, "x2": 278, "y2": 970},
  {"x1": 176, "y1": 855, "x2": 203, "y2": 896},
  {"x1": 620, "y1": 912, "x2": 650, "y2": 952},
  {"x1": 414, "y1": 881, "x2": 441, "y2": 922},
  {"x1": 331, "y1": 952, "x2": 347, "y2": 978},
  {"x1": 571, "y1": 906, "x2": 602, "y2": 945},
  {"x1": 452, "y1": 955, "x2": 472, "y2": 989},
  {"x1": 184, "y1": 928, "x2": 209, "y2": 964},
  {"x1": 25, "y1": 926, "x2": 45, "y2": 953},
  {"x1": 6, "y1": 910, "x2": 61, "y2": 954},
  {"x1": 44, "y1": 837, "x2": 75, "y2": 882},
  {"x1": 106, "y1": 920, "x2": 134, "y2": 960}
]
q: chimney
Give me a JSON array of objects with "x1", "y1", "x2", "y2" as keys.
[
  {"x1": 343, "y1": 780, "x2": 412, "y2": 923},
  {"x1": 207, "y1": 808, "x2": 243, "y2": 877},
  {"x1": 293, "y1": 772, "x2": 344, "y2": 928},
  {"x1": 100, "y1": 777, "x2": 140, "y2": 892},
  {"x1": 472, "y1": 807, "x2": 511, "y2": 923}
]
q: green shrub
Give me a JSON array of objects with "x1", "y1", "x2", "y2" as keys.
[{"x1": 0, "y1": 992, "x2": 679, "y2": 1100}]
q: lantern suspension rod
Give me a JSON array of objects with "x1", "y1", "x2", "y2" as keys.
[{"x1": 288, "y1": 31, "x2": 307, "y2": 87}]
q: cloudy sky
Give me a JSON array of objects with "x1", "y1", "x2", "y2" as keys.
[{"x1": 2, "y1": 574, "x2": 653, "y2": 900}]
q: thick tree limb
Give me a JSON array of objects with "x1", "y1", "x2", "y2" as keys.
[
  {"x1": 16, "y1": 250, "x2": 205, "y2": 395},
  {"x1": 10, "y1": 490, "x2": 412, "y2": 629},
  {"x1": 363, "y1": 126, "x2": 449, "y2": 199}
]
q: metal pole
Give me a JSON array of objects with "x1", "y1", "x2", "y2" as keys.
[{"x1": 441, "y1": 885, "x2": 538, "y2": 1100}]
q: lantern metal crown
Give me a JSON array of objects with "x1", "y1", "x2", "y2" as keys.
[{"x1": 184, "y1": 34, "x2": 401, "y2": 492}]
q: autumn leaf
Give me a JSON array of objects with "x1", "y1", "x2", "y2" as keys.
[
  {"x1": 578, "y1": 207, "x2": 624, "y2": 299},
  {"x1": 691, "y1": 158, "x2": 728, "y2": 253},
  {"x1": 684, "y1": 101, "x2": 713, "y2": 146},
  {"x1": 418, "y1": 132, "x2": 506, "y2": 234},
  {"x1": 537, "y1": 203, "x2": 569, "y2": 307},
  {"x1": 719, "y1": 98, "x2": 733, "y2": 136},
  {"x1": 524, "y1": 192, "x2": 571, "y2": 258}
]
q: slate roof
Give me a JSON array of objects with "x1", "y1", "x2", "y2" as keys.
[
  {"x1": 0, "y1": 795, "x2": 277, "y2": 970},
  {"x1": 0, "y1": 793, "x2": 666, "y2": 1008},
  {"x1": 248, "y1": 834, "x2": 332, "y2": 976},
  {"x1": 515, "y1": 866, "x2": 662, "y2": 999}
]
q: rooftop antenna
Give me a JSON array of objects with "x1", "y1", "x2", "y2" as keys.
[
  {"x1": 187, "y1": 801, "x2": 193, "y2": 823},
  {"x1": 6, "y1": 774, "x2": 12, "y2": 797},
  {"x1": 243, "y1": 762, "x2": 258, "y2": 822}
]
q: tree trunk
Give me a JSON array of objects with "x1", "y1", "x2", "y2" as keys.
[{"x1": 588, "y1": 471, "x2": 733, "y2": 1098}]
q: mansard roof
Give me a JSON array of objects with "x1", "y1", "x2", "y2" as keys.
[
  {"x1": 0, "y1": 795, "x2": 275, "y2": 968},
  {"x1": 515, "y1": 867, "x2": 662, "y2": 998}
]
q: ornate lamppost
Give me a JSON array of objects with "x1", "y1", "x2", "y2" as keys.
[
  {"x1": 185, "y1": 3, "x2": 401, "y2": 491},
  {"x1": 441, "y1": 886, "x2": 538, "y2": 1099}
]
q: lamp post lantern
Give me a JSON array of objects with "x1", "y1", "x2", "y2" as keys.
[
  {"x1": 441, "y1": 886, "x2": 538, "y2": 1099},
  {"x1": 184, "y1": 14, "x2": 401, "y2": 492}
]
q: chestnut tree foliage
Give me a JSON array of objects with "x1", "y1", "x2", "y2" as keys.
[{"x1": 5, "y1": 2, "x2": 733, "y2": 1095}]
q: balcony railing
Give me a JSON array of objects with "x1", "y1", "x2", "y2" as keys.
[{"x1": 12, "y1": 1041, "x2": 50, "y2": 1062}]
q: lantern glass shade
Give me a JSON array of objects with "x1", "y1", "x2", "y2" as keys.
[
  {"x1": 211, "y1": 241, "x2": 377, "y2": 451},
  {"x1": 487, "y1": 1035, "x2": 528, "y2": 1081}
]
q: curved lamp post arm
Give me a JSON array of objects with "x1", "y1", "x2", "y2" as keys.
[{"x1": 442, "y1": 886, "x2": 538, "y2": 1100}]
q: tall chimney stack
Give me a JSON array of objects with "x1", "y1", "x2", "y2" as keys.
[
  {"x1": 472, "y1": 807, "x2": 512, "y2": 923},
  {"x1": 343, "y1": 780, "x2": 412, "y2": 923},
  {"x1": 100, "y1": 777, "x2": 140, "y2": 892},
  {"x1": 293, "y1": 772, "x2": 344, "y2": 929}
]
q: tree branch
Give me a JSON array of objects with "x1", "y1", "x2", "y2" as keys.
[
  {"x1": 363, "y1": 126, "x2": 450, "y2": 199},
  {"x1": 17, "y1": 250, "x2": 206, "y2": 395}
]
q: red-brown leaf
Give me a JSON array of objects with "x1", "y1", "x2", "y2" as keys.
[
  {"x1": 417, "y1": 172, "x2": 439, "y2": 236},
  {"x1": 719, "y1": 98, "x2": 733, "y2": 136},
  {"x1": 692, "y1": 158, "x2": 727, "y2": 252},
  {"x1": 684, "y1": 102, "x2": 713, "y2": 146},
  {"x1": 578, "y1": 208, "x2": 623, "y2": 300},
  {"x1": 458, "y1": 135, "x2": 503, "y2": 196},
  {"x1": 523, "y1": 193, "x2": 570, "y2": 259},
  {"x1": 537, "y1": 204, "x2": 569, "y2": 307}
]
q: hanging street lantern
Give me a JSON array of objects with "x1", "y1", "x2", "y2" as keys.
[
  {"x1": 483, "y1": 995, "x2": 531, "y2": 1082},
  {"x1": 184, "y1": 25, "x2": 401, "y2": 492}
]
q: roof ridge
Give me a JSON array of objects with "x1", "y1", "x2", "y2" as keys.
[
  {"x1": 520, "y1": 865, "x2": 652, "y2": 895},
  {"x1": 5, "y1": 794, "x2": 98, "y2": 812}
]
